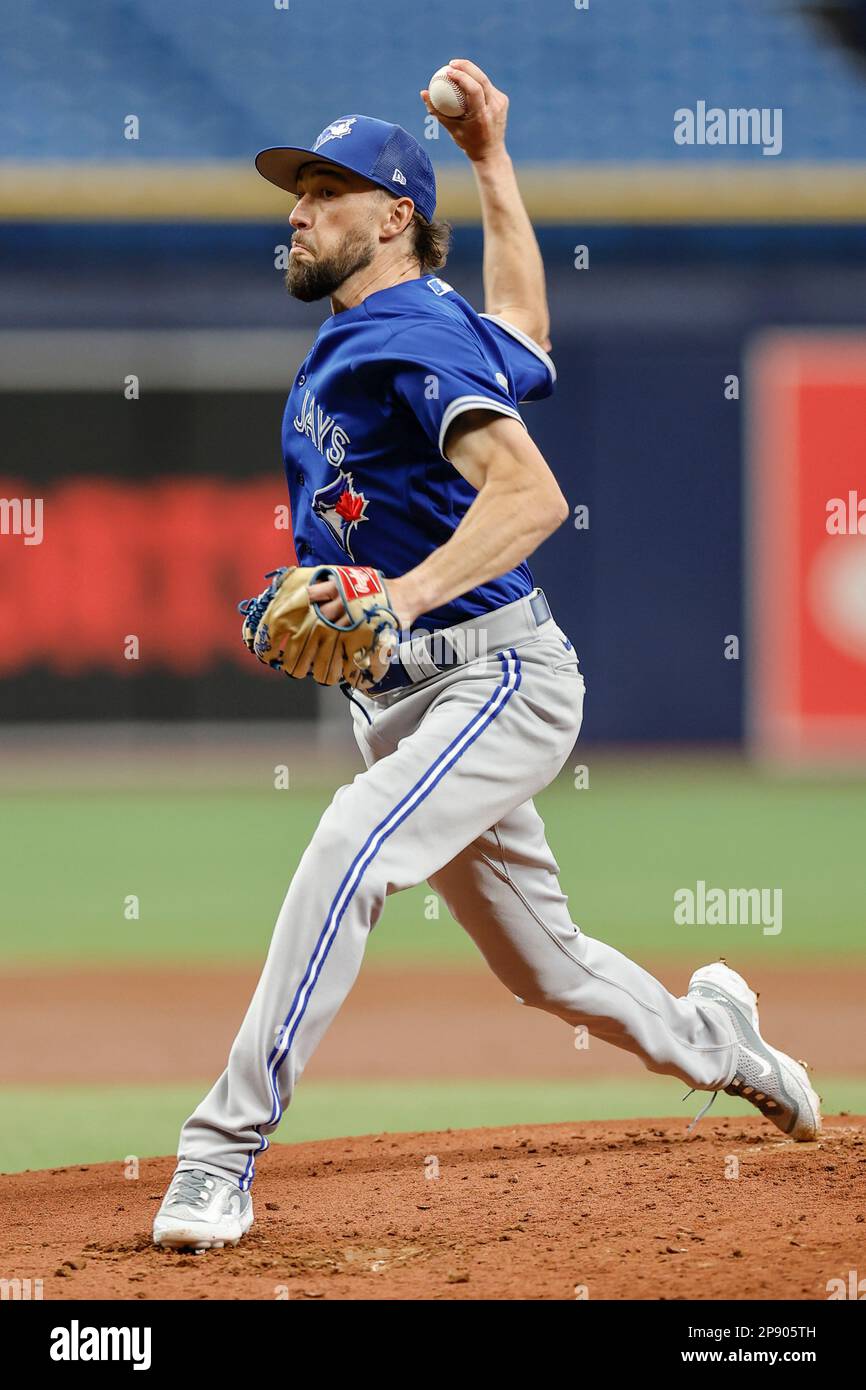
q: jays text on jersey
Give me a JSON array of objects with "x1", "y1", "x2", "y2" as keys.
[{"x1": 282, "y1": 274, "x2": 557, "y2": 632}]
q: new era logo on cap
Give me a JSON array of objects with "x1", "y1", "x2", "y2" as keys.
[{"x1": 392, "y1": 168, "x2": 407, "y2": 185}]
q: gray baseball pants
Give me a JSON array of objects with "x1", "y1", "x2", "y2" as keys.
[{"x1": 176, "y1": 592, "x2": 737, "y2": 1188}]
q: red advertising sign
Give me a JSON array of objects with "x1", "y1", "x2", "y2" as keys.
[
  {"x1": 0, "y1": 478, "x2": 296, "y2": 675},
  {"x1": 748, "y1": 332, "x2": 866, "y2": 761}
]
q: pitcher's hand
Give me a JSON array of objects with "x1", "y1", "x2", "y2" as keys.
[{"x1": 420, "y1": 58, "x2": 508, "y2": 164}]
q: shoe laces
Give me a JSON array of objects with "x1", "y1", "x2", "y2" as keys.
[
  {"x1": 169, "y1": 1170, "x2": 215, "y2": 1208},
  {"x1": 683, "y1": 1088, "x2": 719, "y2": 1135}
]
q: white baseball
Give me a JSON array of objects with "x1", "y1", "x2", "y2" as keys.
[{"x1": 427, "y1": 66, "x2": 467, "y2": 119}]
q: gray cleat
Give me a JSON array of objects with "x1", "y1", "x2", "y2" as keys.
[
  {"x1": 153, "y1": 1168, "x2": 253, "y2": 1250},
  {"x1": 687, "y1": 961, "x2": 821, "y2": 1142}
]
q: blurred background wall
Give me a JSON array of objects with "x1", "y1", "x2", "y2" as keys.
[{"x1": 2, "y1": 0, "x2": 865, "y2": 748}]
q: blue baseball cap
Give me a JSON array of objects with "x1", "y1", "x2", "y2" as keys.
[{"x1": 255, "y1": 115, "x2": 437, "y2": 223}]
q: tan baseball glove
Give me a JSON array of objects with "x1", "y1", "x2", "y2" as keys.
[{"x1": 239, "y1": 564, "x2": 400, "y2": 689}]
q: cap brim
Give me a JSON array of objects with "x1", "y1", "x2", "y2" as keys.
[{"x1": 255, "y1": 146, "x2": 355, "y2": 195}]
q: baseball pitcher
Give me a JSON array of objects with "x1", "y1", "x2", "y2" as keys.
[{"x1": 154, "y1": 60, "x2": 820, "y2": 1251}]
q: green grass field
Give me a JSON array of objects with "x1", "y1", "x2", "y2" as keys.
[
  {"x1": 3, "y1": 1077, "x2": 865, "y2": 1173},
  {"x1": 2, "y1": 756, "x2": 862, "y2": 1172},
  {"x1": 1, "y1": 759, "x2": 864, "y2": 966}
]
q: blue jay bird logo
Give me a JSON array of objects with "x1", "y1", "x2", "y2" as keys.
[
  {"x1": 311, "y1": 469, "x2": 369, "y2": 560},
  {"x1": 314, "y1": 118, "x2": 357, "y2": 150}
]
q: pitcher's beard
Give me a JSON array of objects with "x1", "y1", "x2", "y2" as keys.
[{"x1": 285, "y1": 229, "x2": 377, "y2": 302}]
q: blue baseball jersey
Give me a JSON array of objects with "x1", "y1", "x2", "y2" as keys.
[{"x1": 281, "y1": 273, "x2": 557, "y2": 632}]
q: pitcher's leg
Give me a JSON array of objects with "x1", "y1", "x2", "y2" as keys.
[
  {"x1": 178, "y1": 652, "x2": 568, "y2": 1186},
  {"x1": 429, "y1": 799, "x2": 737, "y2": 1091},
  {"x1": 175, "y1": 773, "x2": 378, "y2": 1187}
]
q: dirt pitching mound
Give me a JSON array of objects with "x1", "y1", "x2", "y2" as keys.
[{"x1": 3, "y1": 1116, "x2": 864, "y2": 1301}]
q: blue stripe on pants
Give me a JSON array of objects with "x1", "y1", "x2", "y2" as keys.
[{"x1": 239, "y1": 649, "x2": 522, "y2": 1189}]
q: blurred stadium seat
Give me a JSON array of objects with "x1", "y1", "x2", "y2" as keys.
[{"x1": 3, "y1": 0, "x2": 866, "y2": 163}]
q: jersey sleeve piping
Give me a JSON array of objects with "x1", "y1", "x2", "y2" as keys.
[
  {"x1": 477, "y1": 313, "x2": 557, "y2": 388},
  {"x1": 439, "y1": 395, "x2": 526, "y2": 461}
]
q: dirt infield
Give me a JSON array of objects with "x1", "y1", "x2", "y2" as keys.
[
  {"x1": 3, "y1": 962, "x2": 864, "y2": 1083},
  {"x1": 2, "y1": 1117, "x2": 864, "y2": 1300}
]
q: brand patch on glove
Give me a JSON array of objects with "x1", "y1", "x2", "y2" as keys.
[{"x1": 331, "y1": 566, "x2": 387, "y2": 601}]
